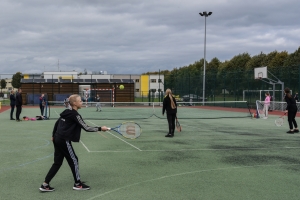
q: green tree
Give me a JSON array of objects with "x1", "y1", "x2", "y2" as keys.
[
  {"x1": 218, "y1": 53, "x2": 251, "y2": 95},
  {"x1": 0, "y1": 79, "x2": 6, "y2": 93},
  {"x1": 206, "y1": 58, "x2": 221, "y2": 97},
  {"x1": 245, "y1": 52, "x2": 267, "y2": 71},
  {"x1": 261, "y1": 51, "x2": 278, "y2": 68},
  {"x1": 11, "y1": 72, "x2": 22, "y2": 89},
  {"x1": 283, "y1": 47, "x2": 300, "y2": 67},
  {"x1": 282, "y1": 47, "x2": 300, "y2": 90},
  {"x1": 268, "y1": 51, "x2": 288, "y2": 70}
]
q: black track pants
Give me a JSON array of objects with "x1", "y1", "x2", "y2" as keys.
[
  {"x1": 288, "y1": 109, "x2": 298, "y2": 130},
  {"x1": 45, "y1": 137, "x2": 80, "y2": 184},
  {"x1": 167, "y1": 114, "x2": 176, "y2": 135}
]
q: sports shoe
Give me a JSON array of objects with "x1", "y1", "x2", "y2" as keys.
[
  {"x1": 294, "y1": 129, "x2": 299, "y2": 133},
  {"x1": 73, "y1": 182, "x2": 90, "y2": 190},
  {"x1": 286, "y1": 130, "x2": 294, "y2": 134},
  {"x1": 165, "y1": 134, "x2": 174, "y2": 137},
  {"x1": 39, "y1": 184, "x2": 55, "y2": 192}
]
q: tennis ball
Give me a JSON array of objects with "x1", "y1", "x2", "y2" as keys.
[{"x1": 119, "y1": 85, "x2": 124, "y2": 90}]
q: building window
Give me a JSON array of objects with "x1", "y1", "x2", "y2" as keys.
[
  {"x1": 158, "y1": 79, "x2": 162, "y2": 83},
  {"x1": 135, "y1": 89, "x2": 140, "y2": 92},
  {"x1": 151, "y1": 79, "x2": 156, "y2": 83},
  {"x1": 135, "y1": 79, "x2": 139, "y2": 82}
]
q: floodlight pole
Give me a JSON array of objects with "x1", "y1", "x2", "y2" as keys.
[{"x1": 199, "y1": 11, "x2": 212, "y2": 105}]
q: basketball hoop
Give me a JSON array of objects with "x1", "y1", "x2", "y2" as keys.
[{"x1": 254, "y1": 67, "x2": 267, "y2": 79}]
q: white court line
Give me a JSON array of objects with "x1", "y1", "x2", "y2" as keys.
[
  {"x1": 54, "y1": 110, "x2": 60, "y2": 117},
  {"x1": 86, "y1": 163, "x2": 300, "y2": 200},
  {"x1": 89, "y1": 146, "x2": 300, "y2": 153},
  {"x1": 87, "y1": 120, "x2": 142, "y2": 152},
  {"x1": 106, "y1": 131, "x2": 142, "y2": 151},
  {"x1": 80, "y1": 140, "x2": 91, "y2": 152}
]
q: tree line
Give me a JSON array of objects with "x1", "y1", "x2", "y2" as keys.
[{"x1": 144, "y1": 47, "x2": 300, "y2": 97}]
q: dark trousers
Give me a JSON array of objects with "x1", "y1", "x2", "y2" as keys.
[
  {"x1": 167, "y1": 114, "x2": 176, "y2": 135},
  {"x1": 45, "y1": 137, "x2": 80, "y2": 184},
  {"x1": 288, "y1": 109, "x2": 298, "y2": 130},
  {"x1": 16, "y1": 105, "x2": 22, "y2": 120},
  {"x1": 40, "y1": 104, "x2": 44, "y2": 115},
  {"x1": 10, "y1": 104, "x2": 15, "y2": 119}
]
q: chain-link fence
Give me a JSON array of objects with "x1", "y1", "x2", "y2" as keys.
[
  {"x1": 1, "y1": 66, "x2": 300, "y2": 105},
  {"x1": 163, "y1": 66, "x2": 300, "y2": 107}
]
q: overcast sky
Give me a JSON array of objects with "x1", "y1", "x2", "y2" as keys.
[{"x1": 0, "y1": 0, "x2": 299, "y2": 75}]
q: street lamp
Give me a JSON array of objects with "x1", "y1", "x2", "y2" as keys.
[{"x1": 199, "y1": 11, "x2": 212, "y2": 105}]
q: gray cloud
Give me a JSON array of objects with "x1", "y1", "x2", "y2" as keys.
[{"x1": 0, "y1": 0, "x2": 299, "y2": 75}]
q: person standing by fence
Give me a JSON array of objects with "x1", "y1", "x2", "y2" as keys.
[
  {"x1": 10, "y1": 90, "x2": 16, "y2": 120},
  {"x1": 15, "y1": 88, "x2": 22, "y2": 122},
  {"x1": 39, "y1": 94, "x2": 46, "y2": 116},
  {"x1": 95, "y1": 94, "x2": 101, "y2": 112}
]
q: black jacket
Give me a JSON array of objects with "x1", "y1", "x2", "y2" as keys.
[
  {"x1": 16, "y1": 92, "x2": 22, "y2": 106},
  {"x1": 53, "y1": 109, "x2": 101, "y2": 142},
  {"x1": 10, "y1": 94, "x2": 16, "y2": 105},
  {"x1": 162, "y1": 95, "x2": 177, "y2": 115},
  {"x1": 285, "y1": 95, "x2": 297, "y2": 111}
]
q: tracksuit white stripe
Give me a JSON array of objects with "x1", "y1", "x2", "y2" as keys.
[
  {"x1": 66, "y1": 141, "x2": 80, "y2": 181},
  {"x1": 76, "y1": 115, "x2": 98, "y2": 132}
]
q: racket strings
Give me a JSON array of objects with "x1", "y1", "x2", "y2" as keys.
[
  {"x1": 275, "y1": 117, "x2": 284, "y2": 126},
  {"x1": 119, "y1": 122, "x2": 142, "y2": 139}
]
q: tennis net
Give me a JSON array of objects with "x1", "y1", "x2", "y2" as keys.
[{"x1": 46, "y1": 101, "x2": 252, "y2": 120}]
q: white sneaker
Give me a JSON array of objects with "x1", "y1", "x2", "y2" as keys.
[{"x1": 263, "y1": 117, "x2": 268, "y2": 119}]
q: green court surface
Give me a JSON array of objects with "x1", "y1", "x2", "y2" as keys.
[{"x1": 1, "y1": 106, "x2": 300, "y2": 200}]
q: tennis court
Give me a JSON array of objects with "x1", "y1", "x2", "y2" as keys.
[{"x1": 1, "y1": 103, "x2": 300, "y2": 200}]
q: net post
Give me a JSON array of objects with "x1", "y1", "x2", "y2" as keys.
[
  {"x1": 43, "y1": 101, "x2": 48, "y2": 118},
  {"x1": 245, "y1": 101, "x2": 252, "y2": 118}
]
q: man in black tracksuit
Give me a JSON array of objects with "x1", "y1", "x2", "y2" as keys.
[
  {"x1": 39, "y1": 95, "x2": 108, "y2": 192},
  {"x1": 10, "y1": 90, "x2": 16, "y2": 120},
  {"x1": 15, "y1": 88, "x2": 22, "y2": 121}
]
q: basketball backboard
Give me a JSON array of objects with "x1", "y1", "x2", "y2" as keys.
[{"x1": 254, "y1": 66, "x2": 267, "y2": 79}]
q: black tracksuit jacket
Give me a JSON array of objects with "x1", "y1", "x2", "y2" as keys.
[
  {"x1": 162, "y1": 95, "x2": 177, "y2": 115},
  {"x1": 53, "y1": 109, "x2": 101, "y2": 142}
]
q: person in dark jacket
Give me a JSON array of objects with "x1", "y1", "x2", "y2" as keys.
[
  {"x1": 284, "y1": 88, "x2": 299, "y2": 134},
  {"x1": 39, "y1": 93, "x2": 46, "y2": 115},
  {"x1": 95, "y1": 94, "x2": 101, "y2": 111},
  {"x1": 162, "y1": 88, "x2": 177, "y2": 137},
  {"x1": 15, "y1": 88, "x2": 22, "y2": 122},
  {"x1": 39, "y1": 94, "x2": 108, "y2": 192},
  {"x1": 10, "y1": 90, "x2": 16, "y2": 120}
]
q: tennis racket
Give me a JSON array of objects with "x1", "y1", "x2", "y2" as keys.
[
  {"x1": 275, "y1": 113, "x2": 286, "y2": 127},
  {"x1": 107, "y1": 122, "x2": 142, "y2": 139},
  {"x1": 175, "y1": 117, "x2": 182, "y2": 132}
]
